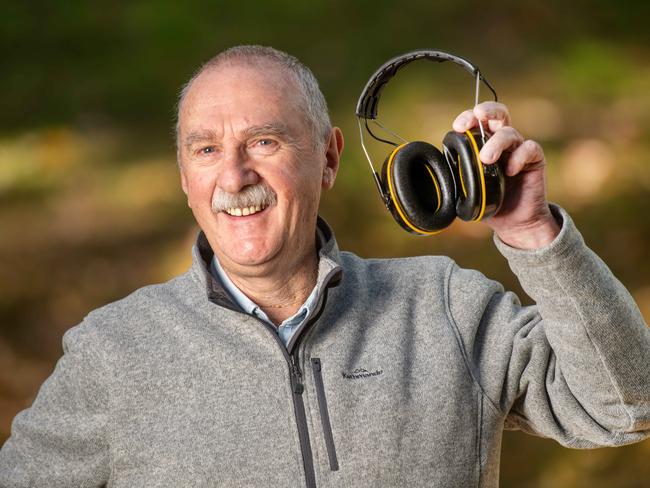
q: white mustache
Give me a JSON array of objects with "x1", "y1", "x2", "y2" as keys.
[{"x1": 211, "y1": 183, "x2": 277, "y2": 213}]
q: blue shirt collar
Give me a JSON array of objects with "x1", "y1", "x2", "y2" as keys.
[{"x1": 209, "y1": 228, "x2": 328, "y2": 330}]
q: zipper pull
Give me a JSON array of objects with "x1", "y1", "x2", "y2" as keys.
[
  {"x1": 290, "y1": 356, "x2": 304, "y2": 394},
  {"x1": 312, "y1": 357, "x2": 321, "y2": 372}
]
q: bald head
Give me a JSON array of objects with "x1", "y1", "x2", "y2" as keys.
[{"x1": 176, "y1": 46, "x2": 332, "y2": 155}]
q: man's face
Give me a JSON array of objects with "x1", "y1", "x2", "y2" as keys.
[{"x1": 177, "y1": 62, "x2": 340, "y2": 277}]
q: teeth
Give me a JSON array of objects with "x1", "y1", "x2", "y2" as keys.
[{"x1": 225, "y1": 203, "x2": 268, "y2": 216}]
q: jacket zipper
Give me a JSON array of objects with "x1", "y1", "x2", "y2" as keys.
[
  {"x1": 252, "y1": 288, "x2": 331, "y2": 488},
  {"x1": 311, "y1": 358, "x2": 339, "y2": 471},
  {"x1": 290, "y1": 352, "x2": 317, "y2": 488}
]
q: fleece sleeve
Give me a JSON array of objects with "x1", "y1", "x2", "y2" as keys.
[
  {"x1": 0, "y1": 321, "x2": 111, "y2": 487},
  {"x1": 447, "y1": 205, "x2": 650, "y2": 447}
]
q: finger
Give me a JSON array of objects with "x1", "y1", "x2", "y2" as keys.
[
  {"x1": 473, "y1": 102, "x2": 511, "y2": 133},
  {"x1": 480, "y1": 126, "x2": 524, "y2": 164},
  {"x1": 452, "y1": 102, "x2": 512, "y2": 134},
  {"x1": 504, "y1": 139, "x2": 545, "y2": 176},
  {"x1": 452, "y1": 109, "x2": 476, "y2": 133}
]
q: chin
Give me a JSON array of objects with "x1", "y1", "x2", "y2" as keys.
[{"x1": 220, "y1": 238, "x2": 281, "y2": 269}]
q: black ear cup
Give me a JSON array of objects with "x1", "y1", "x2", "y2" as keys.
[
  {"x1": 441, "y1": 129, "x2": 505, "y2": 222},
  {"x1": 442, "y1": 129, "x2": 505, "y2": 222},
  {"x1": 380, "y1": 141, "x2": 456, "y2": 235},
  {"x1": 380, "y1": 131, "x2": 505, "y2": 235}
]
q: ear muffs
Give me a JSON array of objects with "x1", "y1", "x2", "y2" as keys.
[
  {"x1": 356, "y1": 50, "x2": 504, "y2": 236},
  {"x1": 380, "y1": 141, "x2": 456, "y2": 235},
  {"x1": 442, "y1": 129, "x2": 505, "y2": 222},
  {"x1": 442, "y1": 129, "x2": 503, "y2": 222},
  {"x1": 381, "y1": 130, "x2": 505, "y2": 235}
]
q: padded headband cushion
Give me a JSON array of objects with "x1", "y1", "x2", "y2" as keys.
[
  {"x1": 381, "y1": 141, "x2": 456, "y2": 233},
  {"x1": 356, "y1": 50, "x2": 498, "y2": 119}
]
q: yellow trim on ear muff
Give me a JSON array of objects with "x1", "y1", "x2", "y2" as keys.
[
  {"x1": 464, "y1": 130, "x2": 487, "y2": 221},
  {"x1": 423, "y1": 164, "x2": 442, "y2": 212},
  {"x1": 457, "y1": 155, "x2": 467, "y2": 197},
  {"x1": 386, "y1": 144, "x2": 444, "y2": 236}
]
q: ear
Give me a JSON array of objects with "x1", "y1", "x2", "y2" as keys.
[
  {"x1": 322, "y1": 127, "x2": 344, "y2": 190},
  {"x1": 179, "y1": 161, "x2": 192, "y2": 208}
]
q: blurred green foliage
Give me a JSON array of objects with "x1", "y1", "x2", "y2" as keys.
[{"x1": 1, "y1": 1, "x2": 650, "y2": 486}]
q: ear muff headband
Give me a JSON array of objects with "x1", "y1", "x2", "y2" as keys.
[
  {"x1": 356, "y1": 50, "x2": 498, "y2": 120},
  {"x1": 385, "y1": 144, "x2": 444, "y2": 236}
]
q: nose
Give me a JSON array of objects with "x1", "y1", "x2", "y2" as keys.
[{"x1": 217, "y1": 146, "x2": 260, "y2": 194}]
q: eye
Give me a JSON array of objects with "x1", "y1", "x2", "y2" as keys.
[
  {"x1": 200, "y1": 146, "x2": 216, "y2": 154},
  {"x1": 249, "y1": 137, "x2": 280, "y2": 155}
]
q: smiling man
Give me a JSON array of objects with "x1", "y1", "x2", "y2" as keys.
[
  {"x1": 1, "y1": 45, "x2": 649, "y2": 488},
  {"x1": 177, "y1": 54, "x2": 343, "y2": 326}
]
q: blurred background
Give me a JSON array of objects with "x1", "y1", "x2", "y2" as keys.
[{"x1": 1, "y1": 0, "x2": 649, "y2": 485}]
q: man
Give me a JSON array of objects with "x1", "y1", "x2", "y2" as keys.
[{"x1": 1, "y1": 45, "x2": 648, "y2": 487}]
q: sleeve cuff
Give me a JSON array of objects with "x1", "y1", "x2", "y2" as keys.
[{"x1": 493, "y1": 204, "x2": 585, "y2": 268}]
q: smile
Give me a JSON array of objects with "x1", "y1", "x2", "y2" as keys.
[{"x1": 223, "y1": 203, "x2": 269, "y2": 217}]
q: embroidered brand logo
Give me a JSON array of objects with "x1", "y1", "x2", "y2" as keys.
[{"x1": 341, "y1": 368, "x2": 384, "y2": 380}]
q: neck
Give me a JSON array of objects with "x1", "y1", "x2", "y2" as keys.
[{"x1": 221, "y1": 249, "x2": 319, "y2": 325}]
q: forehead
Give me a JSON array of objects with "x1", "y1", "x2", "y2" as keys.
[{"x1": 179, "y1": 62, "x2": 305, "y2": 136}]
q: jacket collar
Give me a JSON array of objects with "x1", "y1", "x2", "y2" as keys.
[{"x1": 190, "y1": 216, "x2": 343, "y2": 310}]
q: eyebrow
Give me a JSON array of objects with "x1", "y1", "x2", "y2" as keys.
[
  {"x1": 183, "y1": 123, "x2": 293, "y2": 149},
  {"x1": 243, "y1": 123, "x2": 292, "y2": 140},
  {"x1": 183, "y1": 129, "x2": 218, "y2": 149}
]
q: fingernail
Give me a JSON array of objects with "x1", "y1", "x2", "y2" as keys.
[{"x1": 480, "y1": 149, "x2": 495, "y2": 162}]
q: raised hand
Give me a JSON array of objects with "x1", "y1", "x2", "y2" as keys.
[{"x1": 453, "y1": 101, "x2": 561, "y2": 249}]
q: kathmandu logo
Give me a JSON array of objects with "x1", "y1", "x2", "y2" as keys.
[{"x1": 342, "y1": 368, "x2": 384, "y2": 380}]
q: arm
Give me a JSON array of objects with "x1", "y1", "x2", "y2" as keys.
[
  {"x1": 498, "y1": 205, "x2": 650, "y2": 443},
  {"x1": 447, "y1": 102, "x2": 650, "y2": 445},
  {"x1": 0, "y1": 321, "x2": 111, "y2": 487},
  {"x1": 449, "y1": 206, "x2": 650, "y2": 447}
]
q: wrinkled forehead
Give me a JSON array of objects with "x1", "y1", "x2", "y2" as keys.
[
  {"x1": 178, "y1": 60, "x2": 306, "y2": 135},
  {"x1": 185, "y1": 60, "x2": 301, "y2": 110}
]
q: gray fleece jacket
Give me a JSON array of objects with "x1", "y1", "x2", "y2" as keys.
[{"x1": 1, "y1": 206, "x2": 649, "y2": 488}]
